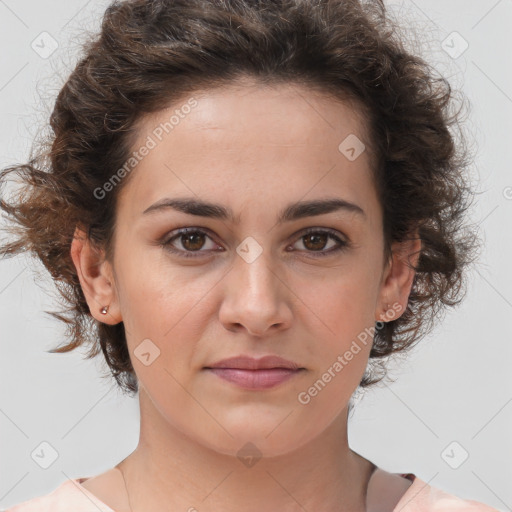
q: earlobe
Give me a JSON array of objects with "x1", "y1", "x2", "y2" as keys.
[
  {"x1": 375, "y1": 233, "x2": 422, "y2": 323},
  {"x1": 70, "y1": 227, "x2": 122, "y2": 324}
]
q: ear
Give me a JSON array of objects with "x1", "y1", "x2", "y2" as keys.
[
  {"x1": 375, "y1": 231, "x2": 422, "y2": 323},
  {"x1": 70, "y1": 226, "x2": 122, "y2": 325}
]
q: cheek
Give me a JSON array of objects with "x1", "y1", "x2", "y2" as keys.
[
  {"x1": 115, "y1": 241, "x2": 203, "y2": 325},
  {"x1": 294, "y1": 258, "x2": 381, "y2": 370},
  {"x1": 303, "y1": 261, "x2": 380, "y2": 329},
  {"x1": 116, "y1": 254, "x2": 219, "y2": 372}
]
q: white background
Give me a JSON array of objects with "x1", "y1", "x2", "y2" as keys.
[{"x1": 0, "y1": 1, "x2": 511, "y2": 510}]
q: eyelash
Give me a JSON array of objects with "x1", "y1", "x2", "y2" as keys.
[{"x1": 159, "y1": 227, "x2": 349, "y2": 259}]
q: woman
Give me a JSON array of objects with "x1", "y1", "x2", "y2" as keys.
[{"x1": 0, "y1": 0, "x2": 498, "y2": 510}]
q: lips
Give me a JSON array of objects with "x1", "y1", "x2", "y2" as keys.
[
  {"x1": 206, "y1": 367, "x2": 302, "y2": 390},
  {"x1": 203, "y1": 355, "x2": 305, "y2": 390},
  {"x1": 204, "y1": 354, "x2": 303, "y2": 371}
]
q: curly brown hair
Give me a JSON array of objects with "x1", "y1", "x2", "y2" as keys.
[{"x1": 0, "y1": 0, "x2": 478, "y2": 396}]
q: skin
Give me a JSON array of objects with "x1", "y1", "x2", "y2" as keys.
[{"x1": 71, "y1": 77, "x2": 420, "y2": 512}]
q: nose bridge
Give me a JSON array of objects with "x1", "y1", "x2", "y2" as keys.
[
  {"x1": 232, "y1": 240, "x2": 280, "y2": 305},
  {"x1": 219, "y1": 238, "x2": 292, "y2": 335}
]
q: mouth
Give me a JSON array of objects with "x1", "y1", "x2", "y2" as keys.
[
  {"x1": 203, "y1": 354, "x2": 305, "y2": 390},
  {"x1": 204, "y1": 367, "x2": 305, "y2": 390}
]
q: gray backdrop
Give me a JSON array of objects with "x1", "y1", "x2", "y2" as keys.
[{"x1": 0, "y1": 0, "x2": 511, "y2": 510}]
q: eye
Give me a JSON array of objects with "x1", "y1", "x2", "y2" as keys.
[
  {"x1": 289, "y1": 227, "x2": 348, "y2": 257},
  {"x1": 159, "y1": 226, "x2": 349, "y2": 259},
  {"x1": 160, "y1": 228, "x2": 222, "y2": 258}
]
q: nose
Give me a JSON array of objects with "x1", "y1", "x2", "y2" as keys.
[{"x1": 218, "y1": 248, "x2": 293, "y2": 337}]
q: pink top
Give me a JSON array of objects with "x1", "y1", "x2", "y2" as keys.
[{"x1": 2, "y1": 473, "x2": 499, "y2": 511}]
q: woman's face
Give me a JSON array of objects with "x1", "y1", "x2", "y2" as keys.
[{"x1": 94, "y1": 80, "x2": 409, "y2": 456}]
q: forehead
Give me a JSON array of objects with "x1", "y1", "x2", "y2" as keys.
[{"x1": 117, "y1": 81, "x2": 378, "y2": 224}]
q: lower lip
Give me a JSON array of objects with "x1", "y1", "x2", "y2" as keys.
[{"x1": 205, "y1": 368, "x2": 303, "y2": 390}]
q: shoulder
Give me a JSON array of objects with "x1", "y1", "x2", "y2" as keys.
[
  {"x1": 395, "y1": 473, "x2": 500, "y2": 512},
  {"x1": 1, "y1": 478, "x2": 114, "y2": 512}
]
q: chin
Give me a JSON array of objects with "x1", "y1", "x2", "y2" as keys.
[{"x1": 193, "y1": 418, "x2": 322, "y2": 460}]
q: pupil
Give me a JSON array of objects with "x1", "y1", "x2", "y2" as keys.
[
  {"x1": 305, "y1": 233, "x2": 326, "y2": 251},
  {"x1": 183, "y1": 233, "x2": 204, "y2": 251}
]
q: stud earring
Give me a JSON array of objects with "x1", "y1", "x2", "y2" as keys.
[{"x1": 100, "y1": 305, "x2": 109, "y2": 314}]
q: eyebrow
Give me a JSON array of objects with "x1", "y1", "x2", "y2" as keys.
[{"x1": 142, "y1": 196, "x2": 366, "y2": 223}]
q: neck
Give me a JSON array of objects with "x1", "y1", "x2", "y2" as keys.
[{"x1": 117, "y1": 388, "x2": 376, "y2": 512}]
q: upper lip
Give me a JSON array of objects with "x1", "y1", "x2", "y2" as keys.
[{"x1": 205, "y1": 355, "x2": 303, "y2": 370}]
